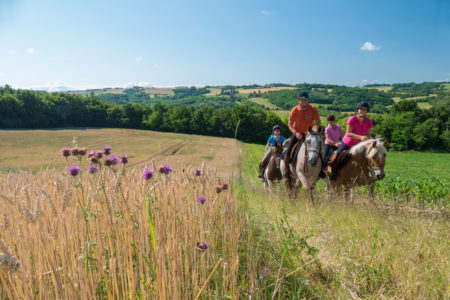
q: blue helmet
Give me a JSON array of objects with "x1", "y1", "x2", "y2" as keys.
[{"x1": 297, "y1": 91, "x2": 309, "y2": 99}]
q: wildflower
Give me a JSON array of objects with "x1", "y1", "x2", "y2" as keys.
[
  {"x1": 89, "y1": 156, "x2": 99, "y2": 164},
  {"x1": 70, "y1": 147, "x2": 80, "y2": 156},
  {"x1": 143, "y1": 169, "x2": 153, "y2": 180},
  {"x1": 61, "y1": 147, "x2": 71, "y2": 158},
  {"x1": 68, "y1": 165, "x2": 81, "y2": 177},
  {"x1": 103, "y1": 145, "x2": 112, "y2": 156},
  {"x1": 159, "y1": 163, "x2": 173, "y2": 175},
  {"x1": 95, "y1": 151, "x2": 104, "y2": 159},
  {"x1": 197, "y1": 195, "x2": 206, "y2": 204},
  {"x1": 78, "y1": 148, "x2": 87, "y2": 156},
  {"x1": 88, "y1": 165, "x2": 99, "y2": 174},
  {"x1": 222, "y1": 182, "x2": 229, "y2": 190},
  {"x1": 216, "y1": 186, "x2": 222, "y2": 194},
  {"x1": 105, "y1": 156, "x2": 118, "y2": 167},
  {"x1": 197, "y1": 241, "x2": 208, "y2": 252},
  {"x1": 120, "y1": 154, "x2": 128, "y2": 164},
  {"x1": 88, "y1": 151, "x2": 96, "y2": 158},
  {"x1": 194, "y1": 169, "x2": 201, "y2": 177}
]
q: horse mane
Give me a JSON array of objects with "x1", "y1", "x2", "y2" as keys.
[{"x1": 350, "y1": 139, "x2": 387, "y2": 160}]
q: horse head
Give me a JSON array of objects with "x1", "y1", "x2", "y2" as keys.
[
  {"x1": 305, "y1": 126, "x2": 322, "y2": 166},
  {"x1": 271, "y1": 143, "x2": 283, "y2": 166},
  {"x1": 366, "y1": 139, "x2": 388, "y2": 180}
]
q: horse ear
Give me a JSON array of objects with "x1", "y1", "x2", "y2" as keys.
[
  {"x1": 317, "y1": 126, "x2": 322, "y2": 134},
  {"x1": 382, "y1": 140, "x2": 388, "y2": 147},
  {"x1": 367, "y1": 140, "x2": 377, "y2": 153},
  {"x1": 307, "y1": 126, "x2": 312, "y2": 133}
]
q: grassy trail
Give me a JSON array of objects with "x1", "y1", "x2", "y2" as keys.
[{"x1": 236, "y1": 142, "x2": 449, "y2": 299}]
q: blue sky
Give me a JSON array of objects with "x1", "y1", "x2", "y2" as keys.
[{"x1": 1, "y1": 0, "x2": 449, "y2": 90}]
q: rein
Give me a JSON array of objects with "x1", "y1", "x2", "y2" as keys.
[{"x1": 303, "y1": 134, "x2": 322, "y2": 174}]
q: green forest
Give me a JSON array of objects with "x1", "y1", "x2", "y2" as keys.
[{"x1": 0, "y1": 82, "x2": 448, "y2": 150}]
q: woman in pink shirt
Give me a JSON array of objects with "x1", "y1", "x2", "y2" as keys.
[{"x1": 329, "y1": 101, "x2": 372, "y2": 180}]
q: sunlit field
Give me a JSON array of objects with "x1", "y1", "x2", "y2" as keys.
[
  {"x1": 0, "y1": 129, "x2": 239, "y2": 175},
  {"x1": 0, "y1": 129, "x2": 448, "y2": 299}
]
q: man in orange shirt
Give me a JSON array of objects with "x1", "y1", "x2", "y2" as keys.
[{"x1": 283, "y1": 91, "x2": 321, "y2": 180}]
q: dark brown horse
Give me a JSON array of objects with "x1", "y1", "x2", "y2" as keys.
[
  {"x1": 263, "y1": 143, "x2": 284, "y2": 193},
  {"x1": 328, "y1": 139, "x2": 387, "y2": 200}
]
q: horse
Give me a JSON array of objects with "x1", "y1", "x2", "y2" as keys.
[
  {"x1": 263, "y1": 143, "x2": 284, "y2": 193},
  {"x1": 280, "y1": 126, "x2": 322, "y2": 201},
  {"x1": 327, "y1": 139, "x2": 387, "y2": 200}
]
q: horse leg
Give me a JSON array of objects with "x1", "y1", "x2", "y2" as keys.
[
  {"x1": 368, "y1": 182, "x2": 375, "y2": 200},
  {"x1": 344, "y1": 186, "x2": 351, "y2": 201}
]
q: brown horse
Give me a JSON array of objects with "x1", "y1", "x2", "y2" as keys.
[
  {"x1": 263, "y1": 143, "x2": 284, "y2": 193},
  {"x1": 328, "y1": 139, "x2": 387, "y2": 200}
]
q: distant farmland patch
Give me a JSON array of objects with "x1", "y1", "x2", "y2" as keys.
[
  {"x1": 238, "y1": 87, "x2": 296, "y2": 94},
  {"x1": 248, "y1": 97, "x2": 280, "y2": 109},
  {"x1": 365, "y1": 85, "x2": 393, "y2": 92}
]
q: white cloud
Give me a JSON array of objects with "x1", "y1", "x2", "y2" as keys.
[
  {"x1": 26, "y1": 48, "x2": 35, "y2": 54},
  {"x1": 260, "y1": 9, "x2": 273, "y2": 15},
  {"x1": 153, "y1": 63, "x2": 159, "y2": 68},
  {"x1": 8, "y1": 50, "x2": 15, "y2": 54},
  {"x1": 135, "y1": 56, "x2": 143, "y2": 62},
  {"x1": 0, "y1": 72, "x2": 5, "y2": 77},
  {"x1": 360, "y1": 42, "x2": 380, "y2": 51}
]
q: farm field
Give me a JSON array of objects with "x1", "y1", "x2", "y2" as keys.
[
  {"x1": 0, "y1": 129, "x2": 448, "y2": 298},
  {"x1": 365, "y1": 85, "x2": 393, "y2": 92},
  {"x1": 238, "y1": 86, "x2": 296, "y2": 94},
  {"x1": 0, "y1": 129, "x2": 239, "y2": 175},
  {"x1": 247, "y1": 97, "x2": 280, "y2": 109}
]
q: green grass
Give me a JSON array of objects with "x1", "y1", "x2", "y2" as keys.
[
  {"x1": 385, "y1": 151, "x2": 449, "y2": 178},
  {"x1": 236, "y1": 141, "x2": 449, "y2": 298},
  {"x1": 248, "y1": 97, "x2": 280, "y2": 109}
]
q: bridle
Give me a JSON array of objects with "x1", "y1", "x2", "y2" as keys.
[{"x1": 303, "y1": 132, "x2": 322, "y2": 173}]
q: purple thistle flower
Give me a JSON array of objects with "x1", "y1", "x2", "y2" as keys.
[
  {"x1": 197, "y1": 241, "x2": 209, "y2": 252},
  {"x1": 105, "y1": 156, "x2": 118, "y2": 167},
  {"x1": 194, "y1": 169, "x2": 201, "y2": 177},
  {"x1": 197, "y1": 195, "x2": 206, "y2": 204},
  {"x1": 143, "y1": 169, "x2": 153, "y2": 180},
  {"x1": 159, "y1": 163, "x2": 173, "y2": 175},
  {"x1": 70, "y1": 147, "x2": 80, "y2": 156},
  {"x1": 88, "y1": 151, "x2": 96, "y2": 158},
  {"x1": 88, "y1": 165, "x2": 99, "y2": 174},
  {"x1": 78, "y1": 148, "x2": 87, "y2": 156},
  {"x1": 68, "y1": 165, "x2": 81, "y2": 177},
  {"x1": 62, "y1": 147, "x2": 71, "y2": 158},
  {"x1": 120, "y1": 154, "x2": 128, "y2": 164},
  {"x1": 222, "y1": 182, "x2": 229, "y2": 190},
  {"x1": 103, "y1": 145, "x2": 112, "y2": 156}
]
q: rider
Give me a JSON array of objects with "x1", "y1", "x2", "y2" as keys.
[
  {"x1": 328, "y1": 101, "x2": 372, "y2": 180},
  {"x1": 323, "y1": 113, "x2": 342, "y2": 166},
  {"x1": 258, "y1": 124, "x2": 286, "y2": 179},
  {"x1": 283, "y1": 91, "x2": 321, "y2": 181}
]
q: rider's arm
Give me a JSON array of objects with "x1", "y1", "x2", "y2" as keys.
[
  {"x1": 325, "y1": 132, "x2": 335, "y2": 145},
  {"x1": 346, "y1": 125, "x2": 368, "y2": 141},
  {"x1": 265, "y1": 143, "x2": 271, "y2": 152}
]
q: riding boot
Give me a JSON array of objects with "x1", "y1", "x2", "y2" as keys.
[{"x1": 258, "y1": 162, "x2": 264, "y2": 178}]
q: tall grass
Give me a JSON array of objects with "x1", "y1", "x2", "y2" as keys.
[
  {"x1": 238, "y1": 142, "x2": 449, "y2": 299},
  {"x1": 0, "y1": 160, "x2": 253, "y2": 298}
]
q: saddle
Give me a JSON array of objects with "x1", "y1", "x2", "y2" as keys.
[
  {"x1": 281, "y1": 140, "x2": 302, "y2": 165},
  {"x1": 327, "y1": 150, "x2": 351, "y2": 173}
]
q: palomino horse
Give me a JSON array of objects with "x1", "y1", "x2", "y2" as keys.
[
  {"x1": 263, "y1": 144, "x2": 283, "y2": 193},
  {"x1": 280, "y1": 126, "x2": 322, "y2": 201},
  {"x1": 328, "y1": 139, "x2": 387, "y2": 200}
]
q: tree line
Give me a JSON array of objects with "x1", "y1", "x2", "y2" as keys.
[{"x1": 0, "y1": 86, "x2": 285, "y2": 143}]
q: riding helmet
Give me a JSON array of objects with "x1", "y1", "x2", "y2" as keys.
[
  {"x1": 356, "y1": 101, "x2": 370, "y2": 112},
  {"x1": 297, "y1": 91, "x2": 309, "y2": 99},
  {"x1": 272, "y1": 124, "x2": 281, "y2": 131}
]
